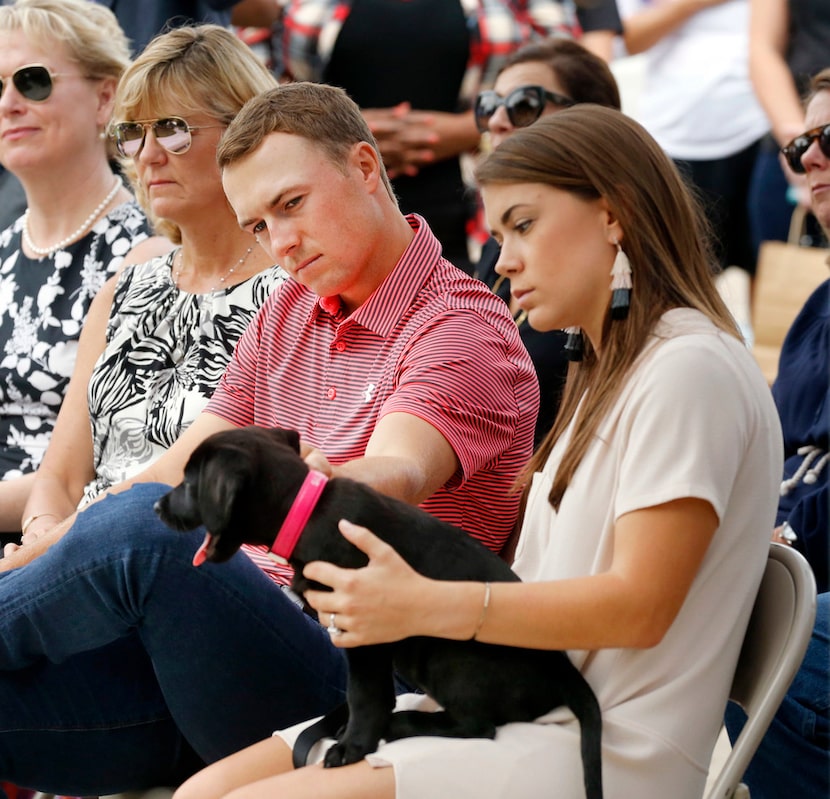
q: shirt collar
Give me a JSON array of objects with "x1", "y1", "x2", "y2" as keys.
[{"x1": 313, "y1": 214, "x2": 442, "y2": 336}]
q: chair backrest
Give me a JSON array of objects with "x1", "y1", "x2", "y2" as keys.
[{"x1": 705, "y1": 544, "x2": 817, "y2": 799}]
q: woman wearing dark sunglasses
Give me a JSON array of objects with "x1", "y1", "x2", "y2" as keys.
[
  {"x1": 0, "y1": 0, "x2": 163, "y2": 535},
  {"x1": 725, "y1": 66, "x2": 830, "y2": 799},
  {"x1": 473, "y1": 38, "x2": 621, "y2": 447}
]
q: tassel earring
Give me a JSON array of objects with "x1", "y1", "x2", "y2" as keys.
[
  {"x1": 610, "y1": 241, "x2": 632, "y2": 321},
  {"x1": 563, "y1": 326, "x2": 583, "y2": 362}
]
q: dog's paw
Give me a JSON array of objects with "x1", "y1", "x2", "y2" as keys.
[{"x1": 323, "y1": 740, "x2": 373, "y2": 768}]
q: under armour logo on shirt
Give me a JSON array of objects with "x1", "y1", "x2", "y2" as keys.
[{"x1": 364, "y1": 383, "x2": 376, "y2": 402}]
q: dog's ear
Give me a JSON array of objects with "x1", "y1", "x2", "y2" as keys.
[
  {"x1": 197, "y1": 454, "x2": 251, "y2": 538},
  {"x1": 269, "y1": 426, "x2": 301, "y2": 453}
]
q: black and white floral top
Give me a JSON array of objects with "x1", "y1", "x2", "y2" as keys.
[
  {"x1": 0, "y1": 201, "x2": 151, "y2": 478},
  {"x1": 81, "y1": 250, "x2": 287, "y2": 505}
]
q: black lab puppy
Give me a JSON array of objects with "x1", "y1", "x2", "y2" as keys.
[{"x1": 155, "y1": 426, "x2": 603, "y2": 799}]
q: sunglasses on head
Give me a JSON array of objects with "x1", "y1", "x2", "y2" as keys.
[
  {"x1": 110, "y1": 117, "x2": 221, "y2": 158},
  {"x1": 781, "y1": 124, "x2": 830, "y2": 174},
  {"x1": 0, "y1": 64, "x2": 66, "y2": 102},
  {"x1": 474, "y1": 85, "x2": 574, "y2": 133}
]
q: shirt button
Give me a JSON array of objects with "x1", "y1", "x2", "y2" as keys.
[
  {"x1": 326, "y1": 387, "x2": 336, "y2": 400},
  {"x1": 335, "y1": 341, "x2": 346, "y2": 352}
]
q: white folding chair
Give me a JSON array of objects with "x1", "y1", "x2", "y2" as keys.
[{"x1": 705, "y1": 544, "x2": 817, "y2": 799}]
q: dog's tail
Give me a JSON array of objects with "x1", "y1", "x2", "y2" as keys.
[
  {"x1": 292, "y1": 702, "x2": 349, "y2": 769},
  {"x1": 570, "y1": 678, "x2": 604, "y2": 799}
]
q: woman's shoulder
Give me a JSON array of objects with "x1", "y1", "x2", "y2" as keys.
[
  {"x1": 111, "y1": 249, "x2": 176, "y2": 308},
  {"x1": 634, "y1": 308, "x2": 773, "y2": 413},
  {"x1": 226, "y1": 263, "x2": 288, "y2": 307},
  {"x1": 251, "y1": 263, "x2": 289, "y2": 291},
  {"x1": 0, "y1": 214, "x2": 23, "y2": 253},
  {"x1": 122, "y1": 236, "x2": 175, "y2": 268},
  {"x1": 103, "y1": 199, "x2": 152, "y2": 236}
]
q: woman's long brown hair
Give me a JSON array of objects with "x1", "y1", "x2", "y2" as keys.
[{"x1": 476, "y1": 105, "x2": 739, "y2": 510}]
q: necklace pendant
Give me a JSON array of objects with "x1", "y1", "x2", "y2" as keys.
[{"x1": 174, "y1": 245, "x2": 255, "y2": 293}]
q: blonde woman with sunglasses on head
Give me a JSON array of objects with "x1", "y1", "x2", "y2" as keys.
[{"x1": 0, "y1": 0, "x2": 164, "y2": 535}]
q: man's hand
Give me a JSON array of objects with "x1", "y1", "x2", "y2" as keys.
[{"x1": 301, "y1": 444, "x2": 335, "y2": 477}]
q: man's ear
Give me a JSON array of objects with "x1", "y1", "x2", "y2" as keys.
[{"x1": 351, "y1": 140, "x2": 383, "y2": 194}]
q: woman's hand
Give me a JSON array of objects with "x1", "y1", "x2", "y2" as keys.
[
  {"x1": 303, "y1": 519, "x2": 434, "y2": 647},
  {"x1": 1, "y1": 514, "x2": 74, "y2": 571},
  {"x1": 3, "y1": 514, "x2": 60, "y2": 556}
]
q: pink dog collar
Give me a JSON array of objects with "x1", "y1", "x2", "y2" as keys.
[{"x1": 269, "y1": 470, "x2": 329, "y2": 564}]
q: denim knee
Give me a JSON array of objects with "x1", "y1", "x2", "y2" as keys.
[{"x1": 62, "y1": 482, "x2": 191, "y2": 557}]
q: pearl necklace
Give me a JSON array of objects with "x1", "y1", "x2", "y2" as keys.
[
  {"x1": 173, "y1": 246, "x2": 255, "y2": 293},
  {"x1": 22, "y1": 177, "x2": 122, "y2": 258}
]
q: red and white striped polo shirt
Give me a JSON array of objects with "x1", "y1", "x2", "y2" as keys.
[{"x1": 206, "y1": 215, "x2": 539, "y2": 583}]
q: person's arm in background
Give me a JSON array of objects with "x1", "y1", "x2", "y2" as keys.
[
  {"x1": 576, "y1": 0, "x2": 624, "y2": 62},
  {"x1": 362, "y1": 0, "x2": 587, "y2": 178},
  {"x1": 361, "y1": 105, "x2": 481, "y2": 179},
  {"x1": 619, "y1": 0, "x2": 729, "y2": 54},
  {"x1": 230, "y1": 0, "x2": 283, "y2": 28},
  {"x1": 749, "y1": 0, "x2": 805, "y2": 148}
]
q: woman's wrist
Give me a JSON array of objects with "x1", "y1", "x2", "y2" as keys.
[
  {"x1": 21, "y1": 512, "x2": 60, "y2": 536},
  {"x1": 471, "y1": 582, "x2": 492, "y2": 640},
  {"x1": 426, "y1": 580, "x2": 494, "y2": 641}
]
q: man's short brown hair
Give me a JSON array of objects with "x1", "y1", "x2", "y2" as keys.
[{"x1": 217, "y1": 82, "x2": 396, "y2": 202}]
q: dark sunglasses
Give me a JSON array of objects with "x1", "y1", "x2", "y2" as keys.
[
  {"x1": 110, "y1": 117, "x2": 222, "y2": 158},
  {"x1": 474, "y1": 85, "x2": 574, "y2": 133},
  {"x1": 0, "y1": 64, "x2": 66, "y2": 102},
  {"x1": 781, "y1": 124, "x2": 830, "y2": 174}
]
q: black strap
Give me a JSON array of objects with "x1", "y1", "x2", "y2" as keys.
[{"x1": 292, "y1": 701, "x2": 350, "y2": 768}]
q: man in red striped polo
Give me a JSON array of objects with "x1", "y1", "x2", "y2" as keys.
[{"x1": 209, "y1": 82, "x2": 538, "y2": 582}]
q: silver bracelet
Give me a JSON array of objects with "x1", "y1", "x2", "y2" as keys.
[
  {"x1": 472, "y1": 582, "x2": 491, "y2": 640},
  {"x1": 21, "y1": 513, "x2": 59, "y2": 536}
]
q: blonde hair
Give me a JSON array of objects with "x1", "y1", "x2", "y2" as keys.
[
  {"x1": 112, "y1": 24, "x2": 278, "y2": 242},
  {"x1": 0, "y1": 0, "x2": 130, "y2": 81},
  {"x1": 476, "y1": 105, "x2": 738, "y2": 509}
]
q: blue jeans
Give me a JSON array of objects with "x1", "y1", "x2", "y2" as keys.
[
  {"x1": 0, "y1": 484, "x2": 348, "y2": 796},
  {"x1": 725, "y1": 592, "x2": 830, "y2": 797}
]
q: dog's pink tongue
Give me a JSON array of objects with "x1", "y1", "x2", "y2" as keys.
[{"x1": 193, "y1": 533, "x2": 212, "y2": 567}]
